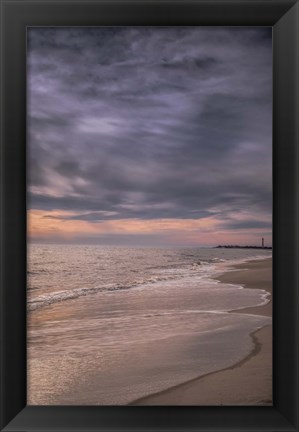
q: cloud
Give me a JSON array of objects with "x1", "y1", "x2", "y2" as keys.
[{"x1": 27, "y1": 27, "x2": 272, "y2": 245}]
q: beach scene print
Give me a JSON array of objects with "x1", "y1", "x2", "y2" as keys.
[{"x1": 27, "y1": 27, "x2": 272, "y2": 405}]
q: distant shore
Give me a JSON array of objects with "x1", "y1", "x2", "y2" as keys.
[
  {"x1": 215, "y1": 245, "x2": 272, "y2": 250},
  {"x1": 131, "y1": 257, "x2": 272, "y2": 406}
]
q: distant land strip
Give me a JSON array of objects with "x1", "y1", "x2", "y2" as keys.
[{"x1": 215, "y1": 245, "x2": 272, "y2": 250}]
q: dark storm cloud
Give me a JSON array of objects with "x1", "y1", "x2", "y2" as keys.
[{"x1": 27, "y1": 27, "x2": 272, "y2": 226}]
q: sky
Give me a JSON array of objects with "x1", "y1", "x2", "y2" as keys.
[{"x1": 27, "y1": 27, "x2": 272, "y2": 247}]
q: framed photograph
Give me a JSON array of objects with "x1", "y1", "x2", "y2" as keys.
[{"x1": 0, "y1": 1, "x2": 298, "y2": 431}]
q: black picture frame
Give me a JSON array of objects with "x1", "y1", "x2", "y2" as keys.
[{"x1": 0, "y1": 0, "x2": 298, "y2": 431}]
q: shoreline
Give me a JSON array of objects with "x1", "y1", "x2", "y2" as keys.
[
  {"x1": 215, "y1": 257, "x2": 272, "y2": 318},
  {"x1": 130, "y1": 257, "x2": 272, "y2": 406}
]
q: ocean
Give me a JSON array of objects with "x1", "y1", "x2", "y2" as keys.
[{"x1": 27, "y1": 245, "x2": 272, "y2": 405}]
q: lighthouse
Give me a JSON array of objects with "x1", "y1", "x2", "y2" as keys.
[{"x1": 262, "y1": 237, "x2": 264, "y2": 248}]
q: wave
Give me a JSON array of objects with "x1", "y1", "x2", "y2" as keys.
[
  {"x1": 28, "y1": 254, "x2": 271, "y2": 312},
  {"x1": 28, "y1": 284, "x2": 122, "y2": 311},
  {"x1": 28, "y1": 264, "x2": 211, "y2": 311}
]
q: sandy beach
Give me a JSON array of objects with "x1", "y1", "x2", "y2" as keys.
[{"x1": 131, "y1": 257, "x2": 272, "y2": 406}]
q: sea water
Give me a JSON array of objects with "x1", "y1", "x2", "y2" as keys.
[{"x1": 27, "y1": 245, "x2": 272, "y2": 405}]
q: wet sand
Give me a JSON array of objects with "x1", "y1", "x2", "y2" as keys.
[{"x1": 131, "y1": 257, "x2": 272, "y2": 405}]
